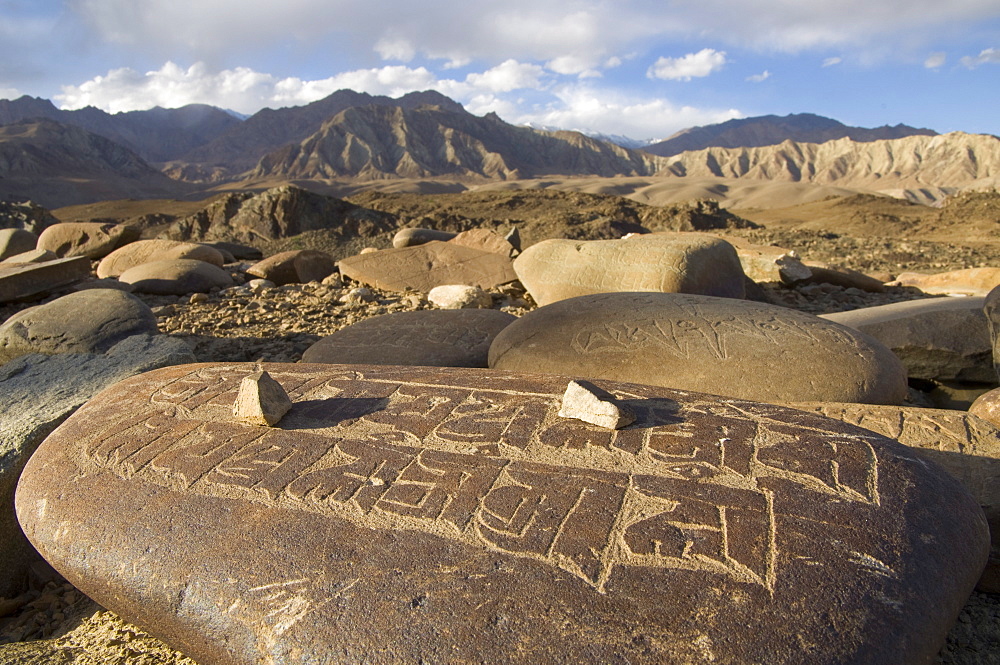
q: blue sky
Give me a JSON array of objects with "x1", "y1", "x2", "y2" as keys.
[{"x1": 1, "y1": 0, "x2": 999, "y2": 139}]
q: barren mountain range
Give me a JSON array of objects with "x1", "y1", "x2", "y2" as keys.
[{"x1": 0, "y1": 90, "x2": 997, "y2": 208}]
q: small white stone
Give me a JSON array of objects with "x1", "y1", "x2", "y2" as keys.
[
  {"x1": 428, "y1": 284, "x2": 492, "y2": 309},
  {"x1": 233, "y1": 370, "x2": 292, "y2": 427},
  {"x1": 558, "y1": 380, "x2": 635, "y2": 430}
]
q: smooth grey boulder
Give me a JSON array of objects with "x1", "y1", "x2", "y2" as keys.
[
  {"x1": 119, "y1": 259, "x2": 234, "y2": 295},
  {"x1": 489, "y1": 292, "x2": 909, "y2": 405},
  {"x1": 0, "y1": 289, "x2": 159, "y2": 365},
  {"x1": 821, "y1": 296, "x2": 992, "y2": 383},
  {"x1": 0, "y1": 229, "x2": 38, "y2": 261},
  {"x1": 0, "y1": 334, "x2": 195, "y2": 596},
  {"x1": 513, "y1": 233, "x2": 746, "y2": 306}
]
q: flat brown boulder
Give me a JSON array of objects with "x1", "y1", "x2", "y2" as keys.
[
  {"x1": 36, "y1": 222, "x2": 138, "y2": 259},
  {"x1": 821, "y1": 297, "x2": 992, "y2": 383},
  {"x1": 246, "y1": 250, "x2": 335, "y2": 285},
  {"x1": 0, "y1": 257, "x2": 90, "y2": 303},
  {"x1": 889, "y1": 267, "x2": 1000, "y2": 296},
  {"x1": 97, "y1": 239, "x2": 226, "y2": 279},
  {"x1": 489, "y1": 292, "x2": 908, "y2": 404},
  {"x1": 339, "y1": 241, "x2": 517, "y2": 293},
  {"x1": 0, "y1": 289, "x2": 158, "y2": 365},
  {"x1": 513, "y1": 233, "x2": 745, "y2": 306},
  {"x1": 787, "y1": 402, "x2": 1000, "y2": 592},
  {"x1": 302, "y1": 310, "x2": 516, "y2": 367},
  {"x1": 392, "y1": 227, "x2": 456, "y2": 248},
  {"x1": 16, "y1": 363, "x2": 988, "y2": 664},
  {"x1": 449, "y1": 228, "x2": 517, "y2": 257},
  {"x1": 118, "y1": 259, "x2": 234, "y2": 295}
]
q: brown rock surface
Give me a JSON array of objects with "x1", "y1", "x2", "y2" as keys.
[
  {"x1": 513, "y1": 233, "x2": 746, "y2": 306},
  {"x1": 801, "y1": 261, "x2": 886, "y2": 292},
  {"x1": 984, "y1": 285, "x2": 1000, "y2": 382},
  {"x1": 0, "y1": 256, "x2": 90, "y2": 303},
  {"x1": 246, "y1": 250, "x2": 335, "y2": 285},
  {"x1": 97, "y1": 239, "x2": 225, "y2": 279},
  {"x1": 715, "y1": 236, "x2": 811, "y2": 284},
  {"x1": 0, "y1": 229, "x2": 37, "y2": 261},
  {"x1": 890, "y1": 268, "x2": 1000, "y2": 296},
  {"x1": 449, "y1": 228, "x2": 517, "y2": 256},
  {"x1": 339, "y1": 241, "x2": 517, "y2": 292},
  {"x1": 118, "y1": 259, "x2": 234, "y2": 295},
  {"x1": 490, "y1": 292, "x2": 909, "y2": 404},
  {"x1": 301, "y1": 309, "x2": 516, "y2": 367},
  {"x1": 392, "y1": 227, "x2": 456, "y2": 248},
  {"x1": 970, "y1": 388, "x2": 1000, "y2": 430},
  {"x1": 36, "y1": 222, "x2": 138, "y2": 259},
  {"x1": 0, "y1": 248, "x2": 56, "y2": 264},
  {"x1": 15, "y1": 363, "x2": 989, "y2": 665}
]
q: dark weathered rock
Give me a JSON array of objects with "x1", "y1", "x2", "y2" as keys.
[
  {"x1": 0, "y1": 257, "x2": 91, "y2": 303},
  {"x1": 97, "y1": 239, "x2": 226, "y2": 279},
  {"x1": 392, "y1": 227, "x2": 456, "y2": 248},
  {"x1": 490, "y1": 292, "x2": 909, "y2": 405},
  {"x1": 821, "y1": 297, "x2": 993, "y2": 383},
  {"x1": 513, "y1": 233, "x2": 746, "y2": 306},
  {"x1": 118, "y1": 259, "x2": 234, "y2": 295},
  {"x1": 0, "y1": 289, "x2": 158, "y2": 365},
  {"x1": 985, "y1": 285, "x2": 1000, "y2": 382},
  {"x1": 203, "y1": 241, "x2": 263, "y2": 261},
  {"x1": 0, "y1": 228, "x2": 38, "y2": 261},
  {"x1": 246, "y1": 250, "x2": 335, "y2": 285},
  {"x1": 802, "y1": 261, "x2": 886, "y2": 293},
  {"x1": 0, "y1": 248, "x2": 56, "y2": 264},
  {"x1": 339, "y1": 241, "x2": 517, "y2": 293},
  {"x1": 36, "y1": 222, "x2": 139, "y2": 259},
  {"x1": 0, "y1": 335, "x2": 195, "y2": 596},
  {"x1": 15, "y1": 363, "x2": 988, "y2": 664},
  {"x1": 302, "y1": 309, "x2": 516, "y2": 367},
  {"x1": 787, "y1": 401, "x2": 1000, "y2": 592}
]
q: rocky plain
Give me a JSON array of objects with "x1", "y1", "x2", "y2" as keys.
[{"x1": 1, "y1": 181, "x2": 1000, "y2": 665}]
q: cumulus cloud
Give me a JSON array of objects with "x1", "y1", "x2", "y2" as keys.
[
  {"x1": 746, "y1": 70, "x2": 771, "y2": 82},
  {"x1": 822, "y1": 57, "x2": 842, "y2": 67},
  {"x1": 960, "y1": 47, "x2": 1000, "y2": 68},
  {"x1": 924, "y1": 52, "x2": 947, "y2": 68},
  {"x1": 648, "y1": 49, "x2": 728, "y2": 81}
]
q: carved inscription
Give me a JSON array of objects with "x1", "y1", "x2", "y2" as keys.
[{"x1": 80, "y1": 367, "x2": 886, "y2": 594}]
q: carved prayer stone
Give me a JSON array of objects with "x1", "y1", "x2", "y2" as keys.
[
  {"x1": 37, "y1": 222, "x2": 138, "y2": 259},
  {"x1": 489, "y1": 292, "x2": 909, "y2": 405},
  {"x1": 15, "y1": 363, "x2": 988, "y2": 665},
  {"x1": 786, "y1": 401, "x2": 1000, "y2": 593},
  {"x1": 392, "y1": 228, "x2": 456, "y2": 248},
  {"x1": 513, "y1": 233, "x2": 746, "y2": 306},
  {"x1": 301, "y1": 309, "x2": 516, "y2": 368},
  {"x1": 889, "y1": 268, "x2": 1000, "y2": 297},
  {"x1": 338, "y1": 241, "x2": 518, "y2": 293}
]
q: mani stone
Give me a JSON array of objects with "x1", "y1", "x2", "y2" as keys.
[
  {"x1": 0, "y1": 289, "x2": 159, "y2": 365},
  {"x1": 233, "y1": 371, "x2": 292, "y2": 427},
  {"x1": 97, "y1": 239, "x2": 226, "y2": 279},
  {"x1": 0, "y1": 256, "x2": 91, "y2": 303},
  {"x1": 513, "y1": 233, "x2": 746, "y2": 307},
  {"x1": 489, "y1": 292, "x2": 909, "y2": 405},
  {"x1": 301, "y1": 309, "x2": 516, "y2": 368},
  {"x1": 15, "y1": 363, "x2": 988, "y2": 664},
  {"x1": 0, "y1": 228, "x2": 37, "y2": 261},
  {"x1": 449, "y1": 228, "x2": 517, "y2": 257},
  {"x1": 339, "y1": 241, "x2": 517, "y2": 293},
  {"x1": 786, "y1": 401, "x2": 1000, "y2": 593},
  {"x1": 890, "y1": 267, "x2": 1000, "y2": 297},
  {"x1": 427, "y1": 284, "x2": 492, "y2": 309},
  {"x1": 36, "y1": 222, "x2": 138, "y2": 259},
  {"x1": 393, "y1": 227, "x2": 457, "y2": 248},
  {"x1": 118, "y1": 259, "x2": 235, "y2": 295},
  {"x1": 0, "y1": 334, "x2": 195, "y2": 597},
  {"x1": 559, "y1": 380, "x2": 635, "y2": 429},
  {"x1": 821, "y1": 296, "x2": 993, "y2": 383},
  {"x1": 246, "y1": 250, "x2": 336, "y2": 285}
]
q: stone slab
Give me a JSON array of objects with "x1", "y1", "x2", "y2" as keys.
[
  {"x1": 339, "y1": 241, "x2": 517, "y2": 293},
  {"x1": 0, "y1": 257, "x2": 91, "y2": 303},
  {"x1": 15, "y1": 363, "x2": 989, "y2": 664},
  {"x1": 0, "y1": 334, "x2": 196, "y2": 597},
  {"x1": 489, "y1": 292, "x2": 909, "y2": 405},
  {"x1": 301, "y1": 309, "x2": 516, "y2": 368},
  {"x1": 0, "y1": 229, "x2": 38, "y2": 262}
]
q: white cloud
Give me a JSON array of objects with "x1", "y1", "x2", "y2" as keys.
[
  {"x1": 822, "y1": 56, "x2": 842, "y2": 67},
  {"x1": 0, "y1": 87, "x2": 23, "y2": 100},
  {"x1": 924, "y1": 52, "x2": 947, "y2": 68},
  {"x1": 463, "y1": 60, "x2": 546, "y2": 93},
  {"x1": 374, "y1": 37, "x2": 416, "y2": 62},
  {"x1": 746, "y1": 70, "x2": 771, "y2": 82},
  {"x1": 648, "y1": 49, "x2": 728, "y2": 81},
  {"x1": 960, "y1": 47, "x2": 1000, "y2": 68}
]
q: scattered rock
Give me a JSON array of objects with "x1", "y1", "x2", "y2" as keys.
[
  {"x1": 301, "y1": 309, "x2": 516, "y2": 367},
  {"x1": 558, "y1": 379, "x2": 635, "y2": 429},
  {"x1": 392, "y1": 227, "x2": 457, "y2": 248},
  {"x1": 339, "y1": 241, "x2": 517, "y2": 293},
  {"x1": 343, "y1": 287, "x2": 376, "y2": 304},
  {"x1": 0, "y1": 200, "x2": 58, "y2": 235},
  {"x1": 428, "y1": 284, "x2": 492, "y2": 309},
  {"x1": 232, "y1": 370, "x2": 292, "y2": 426},
  {"x1": 0, "y1": 290, "x2": 158, "y2": 365},
  {"x1": 36, "y1": 222, "x2": 138, "y2": 259},
  {"x1": 0, "y1": 257, "x2": 91, "y2": 303},
  {"x1": 513, "y1": 233, "x2": 746, "y2": 306},
  {"x1": 15, "y1": 363, "x2": 987, "y2": 665},
  {"x1": 97, "y1": 239, "x2": 226, "y2": 279},
  {"x1": 821, "y1": 296, "x2": 993, "y2": 383},
  {"x1": 246, "y1": 250, "x2": 335, "y2": 285},
  {"x1": 0, "y1": 229, "x2": 38, "y2": 261},
  {"x1": 489, "y1": 292, "x2": 909, "y2": 404},
  {"x1": 889, "y1": 267, "x2": 1000, "y2": 296},
  {"x1": 118, "y1": 259, "x2": 235, "y2": 295}
]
